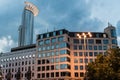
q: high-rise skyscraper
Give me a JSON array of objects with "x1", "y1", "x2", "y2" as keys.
[{"x1": 18, "y1": 2, "x2": 39, "y2": 46}]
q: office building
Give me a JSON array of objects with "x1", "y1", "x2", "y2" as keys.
[
  {"x1": 36, "y1": 25, "x2": 117, "y2": 80},
  {"x1": 18, "y1": 2, "x2": 39, "y2": 46}
]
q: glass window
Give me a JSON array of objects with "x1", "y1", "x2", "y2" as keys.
[
  {"x1": 51, "y1": 45, "x2": 55, "y2": 49},
  {"x1": 79, "y1": 45, "x2": 82, "y2": 50},
  {"x1": 51, "y1": 72, "x2": 54, "y2": 77},
  {"x1": 85, "y1": 58, "x2": 88, "y2": 63},
  {"x1": 75, "y1": 72, "x2": 78, "y2": 77},
  {"x1": 60, "y1": 50, "x2": 70, "y2": 55},
  {"x1": 89, "y1": 59, "x2": 93, "y2": 62},
  {"x1": 88, "y1": 39, "x2": 94, "y2": 44},
  {"x1": 56, "y1": 51, "x2": 59, "y2": 56},
  {"x1": 84, "y1": 52, "x2": 88, "y2": 56},
  {"x1": 60, "y1": 30, "x2": 63, "y2": 35},
  {"x1": 51, "y1": 58, "x2": 54, "y2": 63},
  {"x1": 79, "y1": 52, "x2": 83, "y2": 56},
  {"x1": 53, "y1": 32, "x2": 56, "y2": 36},
  {"x1": 51, "y1": 52, "x2": 55, "y2": 56},
  {"x1": 56, "y1": 44, "x2": 59, "y2": 49},
  {"x1": 89, "y1": 45, "x2": 92, "y2": 50},
  {"x1": 103, "y1": 39, "x2": 109, "y2": 44},
  {"x1": 58, "y1": 36, "x2": 64, "y2": 42},
  {"x1": 60, "y1": 57, "x2": 67, "y2": 62},
  {"x1": 94, "y1": 46, "x2": 97, "y2": 50},
  {"x1": 81, "y1": 39, "x2": 84, "y2": 44},
  {"x1": 55, "y1": 64, "x2": 59, "y2": 70},
  {"x1": 111, "y1": 29, "x2": 116, "y2": 37},
  {"x1": 60, "y1": 50, "x2": 66, "y2": 55},
  {"x1": 47, "y1": 33, "x2": 49, "y2": 38},
  {"x1": 46, "y1": 46, "x2": 50, "y2": 50},
  {"x1": 38, "y1": 48, "x2": 42, "y2": 51},
  {"x1": 80, "y1": 65, "x2": 83, "y2": 70},
  {"x1": 73, "y1": 39, "x2": 79, "y2": 44},
  {"x1": 38, "y1": 54, "x2": 41, "y2": 57},
  {"x1": 74, "y1": 45, "x2": 77, "y2": 50},
  {"x1": 46, "y1": 52, "x2": 51, "y2": 57},
  {"x1": 89, "y1": 52, "x2": 93, "y2": 56},
  {"x1": 60, "y1": 64, "x2": 67, "y2": 69},
  {"x1": 103, "y1": 46, "x2": 107, "y2": 50},
  {"x1": 98, "y1": 46, "x2": 102, "y2": 50},
  {"x1": 51, "y1": 38, "x2": 56, "y2": 43},
  {"x1": 74, "y1": 59, "x2": 78, "y2": 63},
  {"x1": 60, "y1": 42, "x2": 67, "y2": 48},
  {"x1": 42, "y1": 53, "x2": 46, "y2": 57},
  {"x1": 94, "y1": 52, "x2": 98, "y2": 56},
  {"x1": 74, "y1": 66, "x2": 78, "y2": 70},
  {"x1": 38, "y1": 40, "x2": 43, "y2": 46},
  {"x1": 80, "y1": 72, "x2": 84, "y2": 77},
  {"x1": 96, "y1": 39, "x2": 101, "y2": 44},
  {"x1": 112, "y1": 39, "x2": 117, "y2": 44},
  {"x1": 45, "y1": 39, "x2": 50, "y2": 44},
  {"x1": 79, "y1": 59, "x2": 83, "y2": 63},
  {"x1": 55, "y1": 58, "x2": 59, "y2": 63},
  {"x1": 74, "y1": 52, "x2": 78, "y2": 56}
]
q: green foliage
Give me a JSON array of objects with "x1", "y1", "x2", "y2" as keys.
[{"x1": 87, "y1": 48, "x2": 120, "y2": 80}]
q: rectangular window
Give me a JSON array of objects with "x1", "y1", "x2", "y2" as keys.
[
  {"x1": 51, "y1": 38, "x2": 56, "y2": 43},
  {"x1": 79, "y1": 45, "x2": 82, "y2": 50},
  {"x1": 55, "y1": 64, "x2": 59, "y2": 70},
  {"x1": 79, "y1": 52, "x2": 83, "y2": 56},
  {"x1": 74, "y1": 59, "x2": 78, "y2": 63},
  {"x1": 38, "y1": 40, "x2": 43, "y2": 46},
  {"x1": 59, "y1": 42, "x2": 67, "y2": 48},
  {"x1": 60, "y1": 57, "x2": 67, "y2": 62},
  {"x1": 103, "y1": 39, "x2": 109, "y2": 44},
  {"x1": 84, "y1": 52, "x2": 88, "y2": 56},
  {"x1": 45, "y1": 39, "x2": 50, "y2": 44},
  {"x1": 58, "y1": 36, "x2": 64, "y2": 42},
  {"x1": 89, "y1": 52, "x2": 93, "y2": 56},
  {"x1": 80, "y1": 72, "x2": 84, "y2": 77},
  {"x1": 94, "y1": 46, "x2": 97, "y2": 50},
  {"x1": 88, "y1": 39, "x2": 94, "y2": 44},
  {"x1": 73, "y1": 39, "x2": 79, "y2": 44},
  {"x1": 80, "y1": 65, "x2": 83, "y2": 70},
  {"x1": 94, "y1": 52, "x2": 98, "y2": 56},
  {"x1": 74, "y1": 66, "x2": 78, "y2": 70},
  {"x1": 56, "y1": 72, "x2": 59, "y2": 77},
  {"x1": 74, "y1": 45, "x2": 77, "y2": 50},
  {"x1": 112, "y1": 39, "x2": 117, "y2": 44},
  {"x1": 90, "y1": 59, "x2": 93, "y2": 62},
  {"x1": 98, "y1": 46, "x2": 102, "y2": 50},
  {"x1": 74, "y1": 52, "x2": 78, "y2": 56},
  {"x1": 79, "y1": 59, "x2": 83, "y2": 63},
  {"x1": 51, "y1": 72, "x2": 54, "y2": 77},
  {"x1": 103, "y1": 46, "x2": 107, "y2": 50},
  {"x1": 75, "y1": 72, "x2": 78, "y2": 77},
  {"x1": 85, "y1": 58, "x2": 88, "y2": 63},
  {"x1": 96, "y1": 39, "x2": 101, "y2": 44},
  {"x1": 89, "y1": 45, "x2": 92, "y2": 50}
]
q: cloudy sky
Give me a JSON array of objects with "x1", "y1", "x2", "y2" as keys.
[{"x1": 0, "y1": 0, "x2": 120, "y2": 52}]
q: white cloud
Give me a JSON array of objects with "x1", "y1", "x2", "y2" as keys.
[{"x1": 0, "y1": 36, "x2": 17, "y2": 52}]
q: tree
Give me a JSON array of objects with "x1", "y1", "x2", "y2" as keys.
[{"x1": 87, "y1": 48, "x2": 120, "y2": 80}]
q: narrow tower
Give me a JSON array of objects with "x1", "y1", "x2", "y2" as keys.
[{"x1": 18, "y1": 2, "x2": 39, "y2": 46}]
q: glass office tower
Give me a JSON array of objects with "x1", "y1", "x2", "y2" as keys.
[{"x1": 18, "y1": 2, "x2": 39, "y2": 46}]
